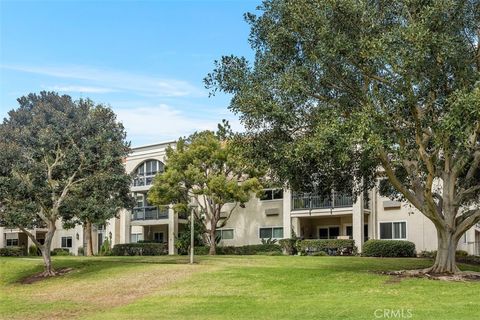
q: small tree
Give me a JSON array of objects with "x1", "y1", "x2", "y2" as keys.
[
  {"x1": 206, "y1": 1, "x2": 480, "y2": 273},
  {"x1": 0, "y1": 92, "x2": 130, "y2": 275},
  {"x1": 148, "y1": 122, "x2": 263, "y2": 255}
]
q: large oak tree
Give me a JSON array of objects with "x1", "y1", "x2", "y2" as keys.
[
  {"x1": 0, "y1": 92, "x2": 130, "y2": 275},
  {"x1": 206, "y1": 0, "x2": 480, "y2": 273}
]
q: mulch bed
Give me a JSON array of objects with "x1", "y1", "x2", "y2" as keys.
[
  {"x1": 379, "y1": 269, "x2": 480, "y2": 282},
  {"x1": 20, "y1": 268, "x2": 74, "y2": 284}
]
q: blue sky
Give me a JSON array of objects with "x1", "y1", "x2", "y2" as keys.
[{"x1": 0, "y1": 0, "x2": 259, "y2": 146}]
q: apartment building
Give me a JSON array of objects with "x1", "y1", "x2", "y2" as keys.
[{"x1": 2, "y1": 141, "x2": 479, "y2": 256}]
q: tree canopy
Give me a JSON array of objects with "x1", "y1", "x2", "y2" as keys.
[
  {"x1": 0, "y1": 92, "x2": 131, "y2": 274},
  {"x1": 148, "y1": 122, "x2": 263, "y2": 254},
  {"x1": 206, "y1": 0, "x2": 480, "y2": 273}
]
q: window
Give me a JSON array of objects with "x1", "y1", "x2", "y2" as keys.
[
  {"x1": 61, "y1": 236, "x2": 72, "y2": 248},
  {"x1": 380, "y1": 222, "x2": 406, "y2": 239},
  {"x1": 133, "y1": 160, "x2": 164, "y2": 186},
  {"x1": 6, "y1": 238, "x2": 18, "y2": 246},
  {"x1": 154, "y1": 232, "x2": 164, "y2": 243},
  {"x1": 260, "y1": 189, "x2": 283, "y2": 201},
  {"x1": 215, "y1": 229, "x2": 234, "y2": 240},
  {"x1": 318, "y1": 226, "x2": 339, "y2": 239},
  {"x1": 346, "y1": 226, "x2": 353, "y2": 238},
  {"x1": 259, "y1": 227, "x2": 284, "y2": 239},
  {"x1": 130, "y1": 233, "x2": 143, "y2": 243}
]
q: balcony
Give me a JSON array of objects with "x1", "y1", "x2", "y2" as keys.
[
  {"x1": 292, "y1": 192, "x2": 353, "y2": 211},
  {"x1": 132, "y1": 174, "x2": 156, "y2": 187},
  {"x1": 131, "y1": 206, "x2": 168, "y2": 221}
]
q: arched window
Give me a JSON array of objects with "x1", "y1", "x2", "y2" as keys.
[{"x1": 132, "y1": 160, "x2": 164, "y2": 186}]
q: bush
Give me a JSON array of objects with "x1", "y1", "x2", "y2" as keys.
[
  {"x1": 363, "y1": 240, "x2": 415, "y2": 257},
  {"x1": 0, "y1": 246, "x2": 25, "y2": 256},
  {"x1": 456, "y1": 250, "x2": 469, "y2": 258},
  {"x1": 51, "y1": 248, "x2": 70, "y2": 256},
  {"x1": 296, "y1": 239, "x2": 356, "y2": 256},
  {"x1": 77, "y1": 246, "x2": 84, "y2": 256},
  {"x1": 112, "y1": 243, "x2": 167, "y2": 256},
  {"x1": 193, "y1": 244, "x2": 282, "y2": 255},
  {"x1": 278, "y1": 238, "x2": 298, "y2": 255},
  {"x1": 310, "y1": 251, "x2": 328, "y2": 256},
  {"x1": 457, "y1": 255, "x2": 480, "y2": 265},
  {"x1": 29, "y1": 244, "x2": 40, "y2": 256},
  {"x1": 99, "y1": 238, "x2": 112, "y2": 256},
  {"x1": 418, "y1": 250, "x2": 436, "y2": 258}
]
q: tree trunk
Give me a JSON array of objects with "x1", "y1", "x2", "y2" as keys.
[
  {"x1": 40, "y1": 222, "x2": 56, "y2": 276},
  {"x1": 427, "y1": 228, "x2": 460, "y2": 274},
  {"x1": 209, "y1": 228, "x2": 217, "y2": 255},
  {"x1": 85, "y1": 220, "x2": 94, "y2": 256}
]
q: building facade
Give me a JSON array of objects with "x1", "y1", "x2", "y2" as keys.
[{"x1": 2, "y1": 141, "x2": 480, "y2": 256}]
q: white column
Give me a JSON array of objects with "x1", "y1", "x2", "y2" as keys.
[
  {"x1": 352, "y1": 193, "x2": 365, "y2": 253},
  {"x1": 119, "y1": 208, "x2": 130, "y2": 244},
  {"x1": 282, "y1": 189, "x2": 292, "y2": 238},
  {"x1": 168, "y1": 205, "x2": 178, "y2": 255},
  {"x1": 0, "y1": 227, "x2": 4, "y2": 248}
]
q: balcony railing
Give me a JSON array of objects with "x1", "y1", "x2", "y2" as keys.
[
  {"x1": 131, "y1": 206, "x2": 168, "y2": 221},
  {"x1": 132, "y1": 174, "x2": 156, "y2": 187},
  {"x1": 292, "y1": 192, "x2": 353, "y2": 211}
]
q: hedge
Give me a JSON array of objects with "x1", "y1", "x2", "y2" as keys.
[
  {"x1": 0, "y1": 246, "x2": 25, "y2": 256},
  {"x1": 112, "y1": 243, "x2": 168, "y2": 256},
  {"x1": 296, "y1": 239, "x2": 356, "y2": 256},
  {"x1": 194, "y1": 244, "x2": 282, "y2": 255},
  {"x1": 51, "y1": 248, "x2": 70, "y2": 256},
  {"x1": 363, "y1": 240, "x2": 415, "y2": 257},
  {"x1": 278, "y1": 239, "x2": 298, "y2": 255}
]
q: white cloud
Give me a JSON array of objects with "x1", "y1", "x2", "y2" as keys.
[
  {"x1": 1, "y1": 64, "x2": 205, "y2": 97},
  {"x1": 114, "y1": 104, "x2": 244, "y2": 146},
  {"x1": 46, "y1": 85, "x2": 116, "y2": 93}
]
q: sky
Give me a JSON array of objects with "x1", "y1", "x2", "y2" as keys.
[{"x1": 0, "y1": 0, "x2": 259, "y2": 146}]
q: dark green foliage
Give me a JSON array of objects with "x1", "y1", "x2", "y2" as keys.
[
  {"x1": 296, "y1": 239, "x2": 356, "y2": 256},
  {"x1": 278, "y1": 238, "x2": 298, "y2": 255},
  {"x1": 112, "y1": 243, "x2": 168, "y2": 256},
  {"x1": 51, "y1": 248, "x2": 71, "y2": 256},
  {"x1": 363, "y1": 240, "x2": 416, "y2": 257},
  {"x1": 194, "y1": 244, "x2": 282, "y2": 255},
  {"x1": 0, "y1": 246, "x2": 24, "y2": 256},
  {"x1": 28, "y1": 244, "x2": 40, "y2": 256},
  {"x1": 176, "y1": 218, "x2": 206, "y2": 255},
  {"x1": 206, "y1": 0, "x2": 480, "y2": 273},
  {"x1": 77, "y1": 247, "x2": 84, "y2": 256}
]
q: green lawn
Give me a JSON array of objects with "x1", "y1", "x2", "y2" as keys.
[{"x1": 0, "y1": 256, "x2": 479, "y2": 320}]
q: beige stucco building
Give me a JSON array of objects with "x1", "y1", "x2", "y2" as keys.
[{"x1": 2, "y1": 141, "x2": 479, "y2": 256}]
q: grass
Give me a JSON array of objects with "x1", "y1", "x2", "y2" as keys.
[{"x1": 1, "y1": 256, "x2": 479, "y2": 319}]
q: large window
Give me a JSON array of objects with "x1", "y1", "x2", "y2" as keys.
[
  {"x1": 260, "y1": 189, "x2": 283, "y2": 201},
  {"x1": 61, "y1": 236, "x2": 72, "y2": 248},
  {"x1": 318, "y1": 226, "x2": 340, "y2": 239},
  {"x1": 133, "y1": 160, "x2": 164, "y2": 186},
  {"x1": 380, "y1": 222, "x2": 407, "y2": 240},
  {"x1": 215, "y1": 229, "x2": 234, "y2": 240},
  {"x1": 130, "y1": 233, "x2": 143, "y2": 243},
  {"x1": 6, "y1": 238, "x2": 18, "y2": 246},
  {"x1": 259, "y1": 227, "x2": 284, "y2": 239}
]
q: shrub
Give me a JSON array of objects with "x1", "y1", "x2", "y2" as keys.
[
  {"x1": 0, "y1": 246, "x2": 25, "y2": 256},
  {"x1": 99, "y1": 238, "x2": 112, "y2": 256},
  {"x1": 363, "y1": 240, "x2": 415, "y2": 257},
  {"x1": 51, "y1": 248, "x2": 70, "y2": 256},
  {"x1": 457, "y1": 255, "x2": 480, "y2": 265},
  {"x1": 278, "y1": 238, "x2": 298, "y2": 255},
  {"x1": 29, "y1": 244, "x2": 40, "y2": 256},
  {"x1": 77, "y1": 246, "x2": 84, "y2": 256},
  {"x1": 310, "y1": 251, "x2": 328, "y2": 256},
  {"x1": 418, "y1": 250, "x2": 436, "y2": 258},
  {"x1": 261, "y1": 238, "x2": 278, "y2": 245},
  {"x1": 296, "y1": 239, "x2": 356, "y2": 256},
  {"x1": 456, "y1": 250, "x2": 469, "y2": 258},
  {"x1": 112, "y1": 243, "x2": 167, "y2": 256},
  {"x1": 193, "y1": 244, "x2": 282, "y2": 255}
]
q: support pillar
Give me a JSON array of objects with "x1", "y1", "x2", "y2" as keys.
[
  {"x1": 168, "y1": 205, "x2": 178, "y2": 255},
  {"x1": 282, "y1": 189, "x2": 292, "y2": 238},
  {"x1": 352, "y1": 193, "x2": 365, "y2": 253}
]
